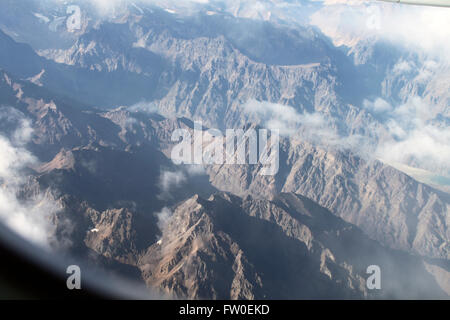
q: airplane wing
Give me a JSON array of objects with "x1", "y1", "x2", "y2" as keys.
[{"x1": 378, "y1": 0, "x2": 450, "y2": 7}]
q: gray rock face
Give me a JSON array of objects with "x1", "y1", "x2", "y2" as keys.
[
  {"x1": 139, "y1": 192, "x2": 447, "y2": 299},
  {"x1": 2, "y1": 66, "x2": 448, "y2": 297},
  {"x1": 206, "y1": 137, "x2": 450, "y2": 260},
  {"x1": 1, "y1": 5, "x2": 375, "y2": 134},
  {"x1": 0, "y1": 1, "x2": 448, "y2": 299},
  {"x1": 102, "y1": 111, "x2": 449, "y2": 260},
  {"x1": 51, "y1": 188, "x2": 449, "y2": 299}
]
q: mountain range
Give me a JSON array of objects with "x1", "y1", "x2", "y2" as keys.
[{"x1": 0, "y1": 0, "x2": 448, "y2": 299}]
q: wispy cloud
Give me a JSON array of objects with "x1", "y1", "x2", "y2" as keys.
[
  {"x1": 157, "y1": 169, "x2": 187, "y2": 200},
  {"x1": 311, "y1": 0, "x2": 450, "y2": 62},
  {"x1": 154, "y1": 206, "x2": 172, "y2": 232},
  {"x1": 0, "y1": 108, "x2": 60, "y2": 248},
  {"x1": 241, "y1": 99, "x2": 369, "y2": 152},
  {"x1": 368, "y1": 97, "x2": 450, "y2": 176},
  {"x1": 242, "y1": 98, "x2": 450, "y2": 177},
  {"x1": 126, "y1": 100, "x2": 159, "y2": 114},
  {"x1": 242, "y1": 99, "x2": 325, "y2": 136}
]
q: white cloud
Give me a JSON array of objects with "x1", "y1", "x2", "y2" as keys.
[
  {"x1": 311, "y1": 1, "x2": 450, "y2": 62},
  {"x1": 377, "y1": 125, "x2": 450, "y2": 175},
  {"x1": 372, "y1": 97, "x2": 450, "y2": 176},
  {"x1": 414, "y1": 60, "x2": 439, "y2": 83},
  {"x1": 241, "y1": 99, "x2": 369, "y2": 151},
  {"x1": 158, "y1": 170, "x2": 187, "y2": 199},
  {"x1": 154, "y1": 207, "x2": 172, "y2": 232},
  {"x1": 0, "y1": 138, "x2": 35, "y2": 182},
  {"x1": 242, "y1": 99, "x2": 325, "y2": 136},
  {"x1": 242, "y1": 98, "x2": 450, "y2": 177},
  {"x1": 126, "y1": 100, "x2": 158, "y2": 114},
  {"x1": 185, "y1": 164, "x2": 206, "y2": 176},
  {"x1": 393, "y1": 60, "x2": 413, "y2": 74},
  {"x1": 363, "y1": 98, "x2": 392, "y2": 113},
  {"x1": 0, "y1": 184, "x2": 59, "y2": 248},
  {"x1": 0, "y1": 110, "x2": 60, "y2": 248}
]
